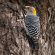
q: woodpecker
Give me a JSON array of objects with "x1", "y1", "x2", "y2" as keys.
[{"x1": 24, "y1": 6, "x2": 40, "y2": 50}]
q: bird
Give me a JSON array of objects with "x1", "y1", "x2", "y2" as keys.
[{"x1": 24, "y1": 6, "x2": 40, "y2": 50}]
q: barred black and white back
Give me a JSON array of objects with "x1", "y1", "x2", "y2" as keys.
[
  {"x1": 25, "y1": 15, "x2": 40, "y2": 38},
  {"x1": 24, "y1": 15, "x2": 40, "y2": 48}
]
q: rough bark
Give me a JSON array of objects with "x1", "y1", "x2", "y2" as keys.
[
  {"x1": 38, "y1": 0, "x2": 55, "y2": 55},
  {"x1": 0, "y1": 1, "x2": 31, "y2": 55},
  {"x1": 0, "y1": 0, "x2": 55, "y2": 55}
]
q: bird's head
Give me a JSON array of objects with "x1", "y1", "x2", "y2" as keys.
[{"x1": 25, "y1": 6, "x2": 38, "y2": 16}]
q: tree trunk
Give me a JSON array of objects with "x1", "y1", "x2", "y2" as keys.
[
  {"x1": 0, "y1": 1, "x2": 32, "y2": 55},
  {"x1": 0, "y1": 0, "x2": 55, "y2": 55},
  {"x1": 38, "y1": 0, "x2": 55, "y2": 55}
]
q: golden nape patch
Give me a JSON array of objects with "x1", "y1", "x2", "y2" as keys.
[{"x1": 33, "y1": 8, "x2": 37, "y2": 16}]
